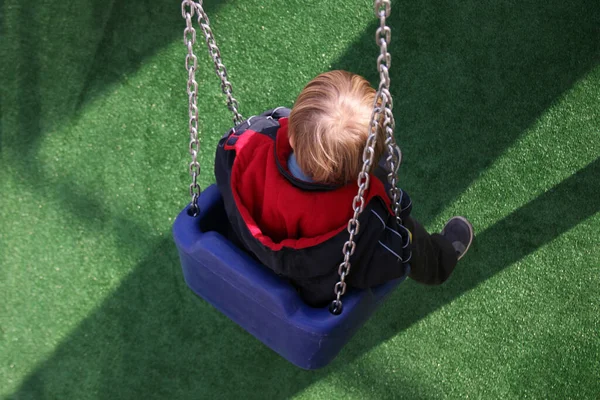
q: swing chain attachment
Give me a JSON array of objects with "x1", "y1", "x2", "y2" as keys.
[
  {"x1": 330, "y1": 0, "x2": 401, "y2": 315},
  {"x1": 182, "y1": 0, "x2": 244, "y2": 216}
]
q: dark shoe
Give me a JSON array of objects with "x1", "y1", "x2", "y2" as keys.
[{"x1": 441, "y1": 216, "x2": 474, "y2": 260}]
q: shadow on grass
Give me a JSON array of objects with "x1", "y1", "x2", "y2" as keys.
[
  {"x1": 331, "y1": 0, "x2": 600, "y2": 223},
  {"x1": 1, "y1": 0, "x2": 227, "y2": 161},
  {"x1": 11, "y1": 159, "x2": 599, "y2": 399},
  {"x1": 6, "y1": 0, "x2": 600, "y2": 398}
]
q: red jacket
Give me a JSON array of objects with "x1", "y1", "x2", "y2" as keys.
[{"x1": 215, "y1": 108, "x2": 412, "y2": 306}]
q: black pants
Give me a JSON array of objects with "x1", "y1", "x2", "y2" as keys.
[{"x1": 403, "y1": 216, "x2": 458, "y2": 285}]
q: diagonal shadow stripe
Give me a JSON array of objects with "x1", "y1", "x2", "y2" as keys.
[
  {"x1": 1, "y1": 0, "x2": 229, "y2": 163},
  {"x1": 10, "y1": 156, "x2": 599, "y2": 398},
  {"x1": 331, "y1": 0, "x2": 600, "y2": 225}
]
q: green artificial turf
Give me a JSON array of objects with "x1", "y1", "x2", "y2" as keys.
[{"x1": 1, "y1": 0, "x2": 599, "y2": 398}]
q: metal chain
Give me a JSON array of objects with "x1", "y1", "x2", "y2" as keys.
[
  {"x1": 182, "y1": 0, "x2": 244, "y2": 215},
  {"x1": 383, "y1": 100, "x2": 403, "y2": 223},
  {"x1": 183, "y1": 1, "x2": 201, "y2": 216},
  {"x1": 191, "y1": 0, "x2": 243, "y2": 126},
  {"x1": 330, "y1": 0, "x2": 401, "y2": 315},
  {"x1": 374, "y1": 0, "x2": 402, "y2": 221}
]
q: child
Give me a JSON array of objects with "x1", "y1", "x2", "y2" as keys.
[{"x1": 214, "y1": 70, "x2": 473, "y2": 307}]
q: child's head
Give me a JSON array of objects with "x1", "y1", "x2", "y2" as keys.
[{"x1": 288, "y1": 70, "x2": 385, "y2": 185}]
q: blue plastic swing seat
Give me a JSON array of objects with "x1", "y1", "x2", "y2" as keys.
[{"x1": 173, "y1": 184, "x2": 408, "y2": 369}]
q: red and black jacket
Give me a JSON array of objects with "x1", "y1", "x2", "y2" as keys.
[{"x1": 215, "y1": 108, "x2": 412, "y2": 307}]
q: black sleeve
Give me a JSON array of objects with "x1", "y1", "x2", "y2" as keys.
[
  {"x1": 397, "y1": 187, "x2": 413, "y2": 221},
  {"x1": 373, "y1": 154, "x2": 412, "y2": 222},
  {"x1": 346, "y1": 199, "x2": 412, "y2": 289},
  {"x1": 259, "y1": 107, "x2": 291, "y2": 119},
  {"x1": 218, "y1": 108, "x2": 288, "y2": 146}
]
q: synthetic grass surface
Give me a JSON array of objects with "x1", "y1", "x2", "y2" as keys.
[{"x1": 1, "y1": 0, "x2": 599, "y2": 398}]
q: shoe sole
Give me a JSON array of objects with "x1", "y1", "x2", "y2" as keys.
[{"x1": 442, "y1": 216, "x2": 474, "y2": 261}]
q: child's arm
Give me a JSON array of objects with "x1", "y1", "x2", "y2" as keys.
[
  {"x1": 346, "y1": 193, "x2": 413, "y2": 288},
  {"x1": 259, "y1": 107, "x2": 291, "y2": 120}
]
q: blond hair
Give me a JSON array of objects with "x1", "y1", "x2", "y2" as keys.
[{"x1": 288, "y1": 70, "x2": 385, "y2": 185}]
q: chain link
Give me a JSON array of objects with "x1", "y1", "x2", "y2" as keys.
[
  {"x1": 192, "y1": 0, "x2": 243, "y2": 126},
  {"x1": 182, "y1": 0, "x2": 244, "y2": 215},
  {"x1": 384, "y1": 106, "x2": 403, "y2": 222},
  {"x1": 375, "y1": 0, "x2": 403, "y2": 222},
  {"x1": 183, "y1": 1, "x2": 201, "y2": 216},
  {"x1": 330, "y1": 0, "x2": 404, "y2": 315}
]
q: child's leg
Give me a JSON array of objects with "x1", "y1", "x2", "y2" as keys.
[{"x1": 403, "y1": 216, "x2": 460, "y2": 285}]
